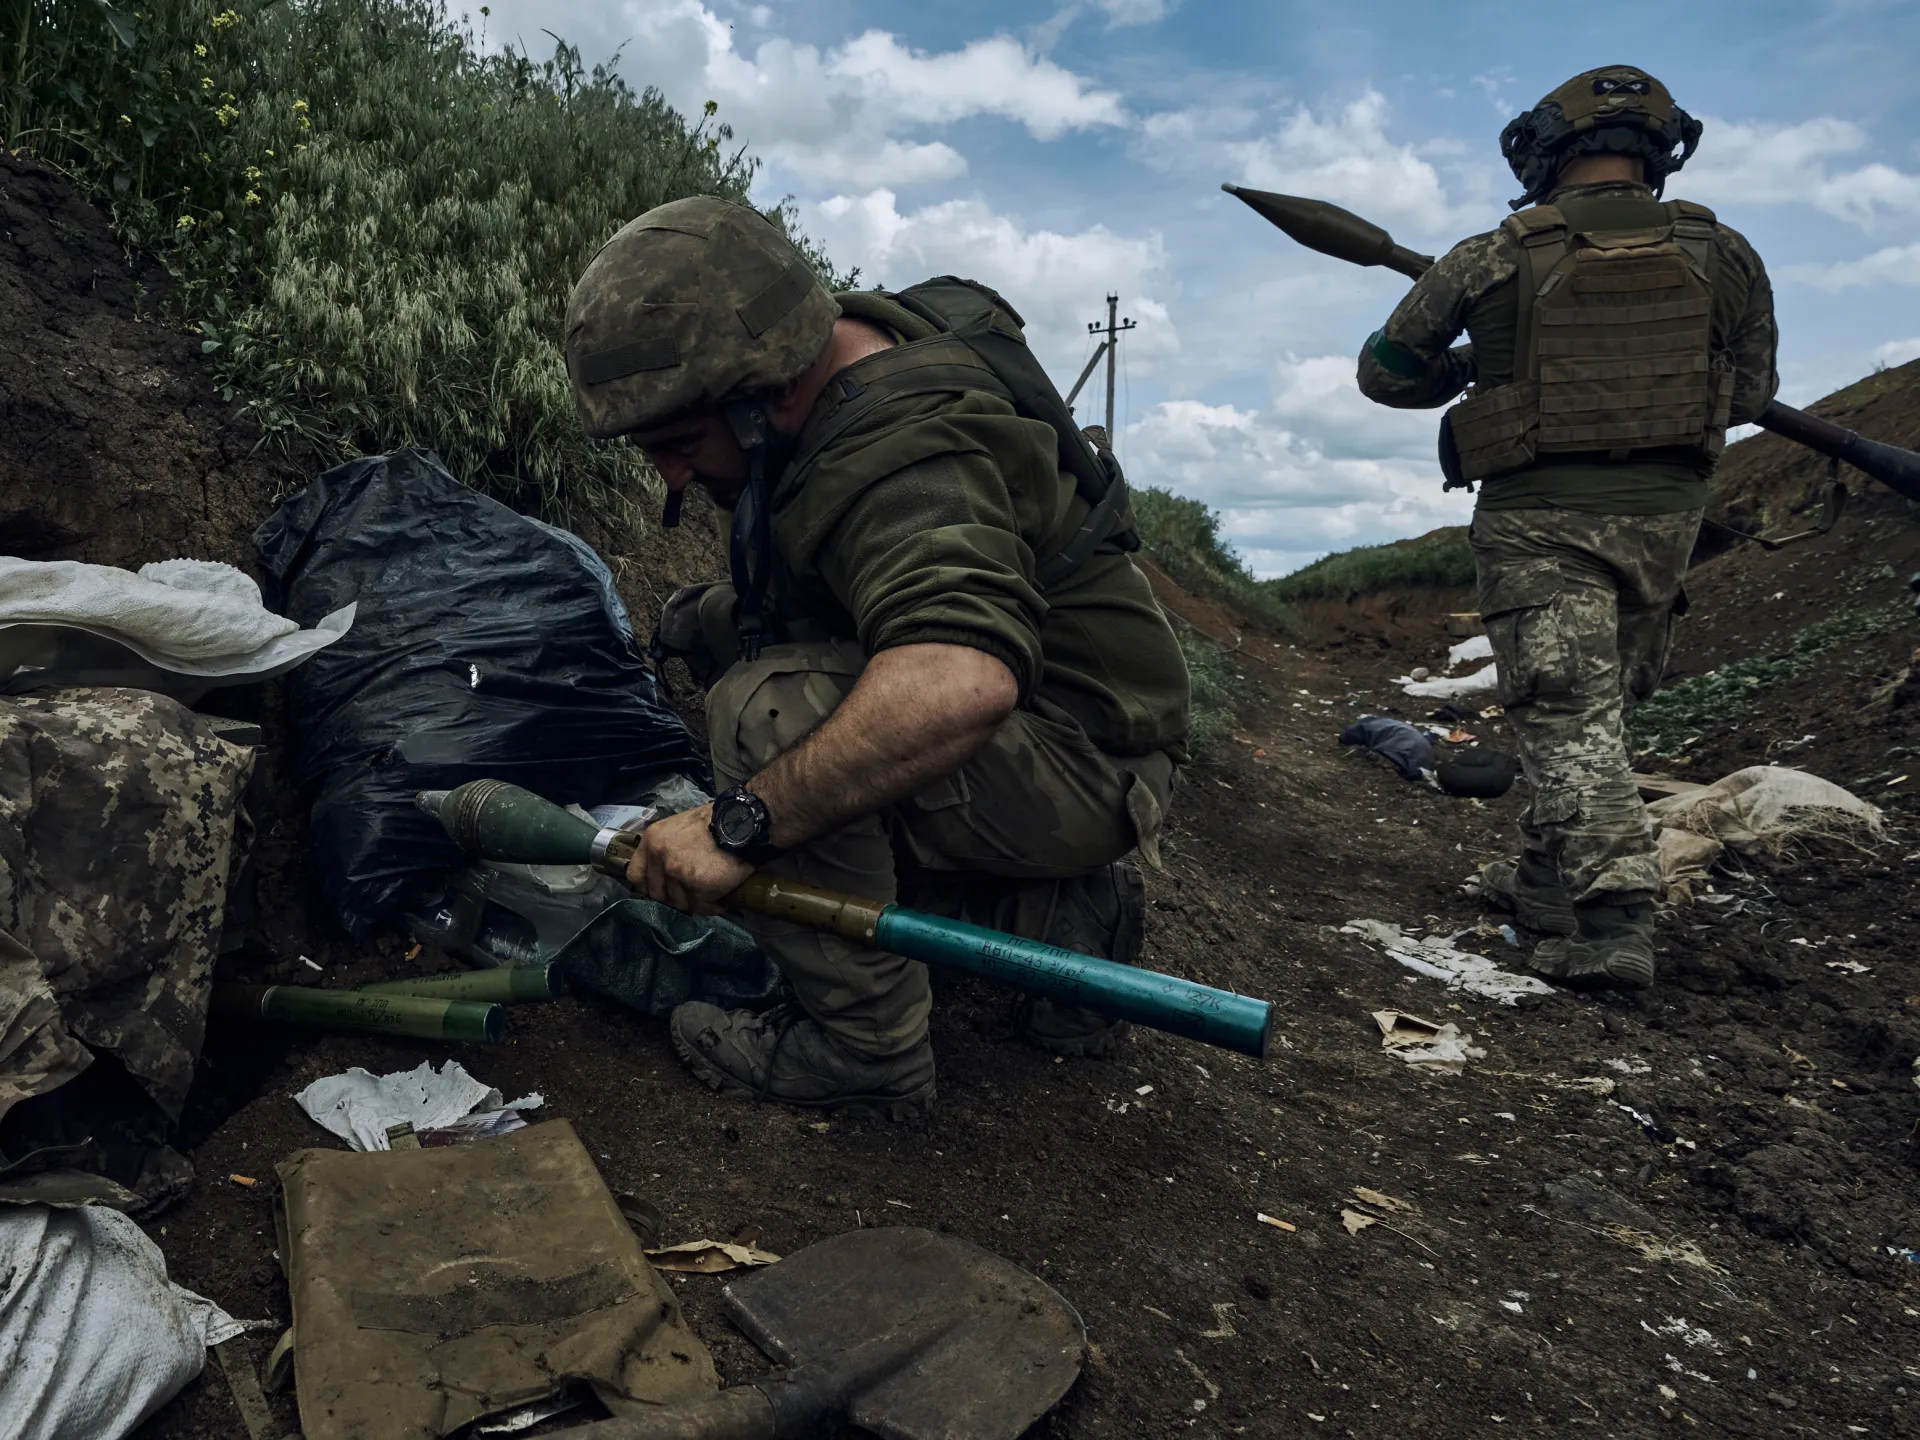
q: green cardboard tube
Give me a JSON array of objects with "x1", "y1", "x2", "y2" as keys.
[
  {"x1": 359, "y1": 965, "x2": 563, "y2": 1004},
  {"x1": 212, "y1": 984, "x2": 505, "y2": 1042}
]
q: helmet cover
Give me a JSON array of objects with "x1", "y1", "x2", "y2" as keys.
[
  {"x1": 1499, "y1": 66, "x2": 1703, "y2": 209},
  {"x1": 565, "y1": 196, "x2": 839, "y2": 438}
]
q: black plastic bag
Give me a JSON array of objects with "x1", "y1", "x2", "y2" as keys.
[
  {"x1": 551, "y1": 900, "x2": 783, "y2": 1017},
  {"x1": 255, "y1": 450, "x2": 701, "y2": 936}
]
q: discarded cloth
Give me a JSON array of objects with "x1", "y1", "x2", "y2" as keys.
[
  {"x1": 294, "y1": 1060, "x2": 543, "y2": 1153},
  {"x1": 1435, "y1": 748, "x2": 1517, "y2": 799},
  {"x1": 1647, "y1": 766, "x2": 1885, "y2": 858},
  {"x1": 0, "y1": 689, "x2": 254, "y2": 1213},
  {"x1": 1446, "y1": 633, "x2": 1494, "y2": 670},
  {"x1": 1341, "y1": 919, "x2": 1554, "y2": 1005},
  {"x1": 1339, "y1": 715, "x2": 1436, "y2": 781},
  {"x1": 276, "y1": 1120, "x2": 717, "y2": 1439},
  {"x1": 1395, "y1": 662, "x2": 1499, "y2": 700},
  {"x1": 254, "y1": 450, "x2": 702, "y2": 936},
  {"x1": 0, "y1": 1202, "x2": 246, "y2": 1440},
  {"x1": 0, "y1": 557, "x2": 352, "y2": 700}
]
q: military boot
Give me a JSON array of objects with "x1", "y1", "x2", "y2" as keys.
[
  {"x1": 1016, "y1": 861, "x2": 1146, "y2": 1059},
  {"x1": 1479, "y1": 854, "x2": 1576, "y2": 937},
  {"x1": 669, "y1": 1002, "x2": 936, "y2": 1120},
  {"x1": 1527, "y1": 895, "x2": 1656, "y2": 990}
]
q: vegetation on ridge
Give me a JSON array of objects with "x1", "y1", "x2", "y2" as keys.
[{"x1": 1, "y1": 0, "x2": 844, "y2": 528}]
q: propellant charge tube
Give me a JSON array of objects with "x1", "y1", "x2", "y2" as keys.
[{"x1": 212, "y1": 984, "x2": 506, "y2": 1043}]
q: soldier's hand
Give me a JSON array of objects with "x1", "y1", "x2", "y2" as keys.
[{"x1": 628, "y1": 805, "x2": 754, "y2": 916}]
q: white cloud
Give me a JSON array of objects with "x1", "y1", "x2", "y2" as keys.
[
  {"x1": 1095, "y1": 0, "x2": 1176, "y2": 24},
  {"x1": 1142, "y1": 90, "x2": 1491, "y2": 239},
  {"x1": 1684, "y1": 116, "x2": 1920, "y2": 232},
  {"x1": 801, "y1": 189, "x2": 1179, "y2": 384},
  {"x1": 602, "y1": 1, "x2": 1125, "y2": 189},
  {"x1": 1873, "y1": 337, "x2": 1920, "y2": 369},
  {"x1": 1121, "y1": 366, "x2": 1471, "y2": 578},
  {"x1": 1783, "y1": 242, "x2": 1920, "y2": 290}
]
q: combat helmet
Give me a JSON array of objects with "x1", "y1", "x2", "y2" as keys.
[
  {"x1": 564, "y1": 195, "x2": 839, "y2": 439},
  {"x1": 1499, "y1": 65, "x2": 1703, "y2": 210}
]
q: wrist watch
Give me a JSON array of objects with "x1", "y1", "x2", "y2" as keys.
[{"x1": 708, "y1": 785, "x2": 783, "y2": 865}]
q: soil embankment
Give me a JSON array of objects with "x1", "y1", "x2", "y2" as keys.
[{"x1": 6, "y1": 154, "x2": 1919, "y2": 1438}]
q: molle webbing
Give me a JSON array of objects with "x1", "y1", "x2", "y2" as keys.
[{"x1": 1448, "y1": 199, "x2": 1728, "y2": 482}]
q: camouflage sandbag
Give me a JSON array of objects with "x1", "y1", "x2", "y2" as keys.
[{"x1": 0, "y1": 688, "x2": 253, "y2": 1210}]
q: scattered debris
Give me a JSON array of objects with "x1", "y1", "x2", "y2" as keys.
[
  {"x1": 1198, "y1": 1303, "x2": 1238, "y2": 1339},
  {"x1": 1255, "y1": 1213, "x2": 1297, "y2": 1233},
  {"x1": 1339, "y1": 715, "x2": 1436, "y2": 781},
  {"x1": 1643, "y1": 1316, "x2": 1724, "y2": 1353},
  {"x1": 1434, "y1": 748, "x2": 1517, "y2": 799},
  {"x1": 1342, "y1": 920, "x2": 1555, "y2": 1005},
  {"x1": 1395, "y1": 663, "x2": 1499, "y2": 701},
  {"x1": 1648, "y1": 765, "x2": 1886, "y2": 859},
  {"x1": 1371, "y1": 1010, "x2": 1486, "y2": 1073},
  {"x1": 643, "y1": 1239, "x2": 782, "y2": 1273},
  {"x1": 1340, "y1": 1208, "x2": 1377, "y2": 1237},
  {"x1": 1826, "y1": 959, "x2": 1871, "y2": 974},
  {"x1": 293, "y1": 1060, "x2": 542, "y2": 1152}
]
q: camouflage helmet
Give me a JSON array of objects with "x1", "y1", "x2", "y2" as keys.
[
  {"x1": 564, "y1": 196, "x2": 839, "y2": 438},
  {"x1": 1499, "y1": 65, "x2": 1703, "y2": 210}
]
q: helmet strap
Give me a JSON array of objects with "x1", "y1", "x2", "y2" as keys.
[{"x1": 724, "y1": 398, "x2": 776, "y2": 662}]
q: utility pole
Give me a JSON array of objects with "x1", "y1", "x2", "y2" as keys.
[{"x1": 1066, "y1": 293, "x2": 1136, "y2": 436}]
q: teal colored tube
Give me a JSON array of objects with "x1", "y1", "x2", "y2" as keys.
[{"x1": 875, "y1": 907, "x2": 1272, "y2": 1060}]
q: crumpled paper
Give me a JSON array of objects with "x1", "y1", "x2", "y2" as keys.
[
  {"x1": 1343, "y1": 920, "x2": 1554, "y2": 1005},
  {"x1": 293, "y1": 1060, "x2": 542, "y2": 1152},
  {"x1": 1372, "y1": 1010, "x2": 1486, "y2": 1073}
]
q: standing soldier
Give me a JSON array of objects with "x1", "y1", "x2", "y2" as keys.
[
  {"x1": 1357, "y1": 66, "x2": 1778, "y2": 989},
  {"x1": 563, "y1": 198, "x2": 1189, "y2": 1114}
]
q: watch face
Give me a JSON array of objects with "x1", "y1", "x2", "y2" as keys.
[{"x1": 714, "y1": 796, "x2": 761, "y2": 847}]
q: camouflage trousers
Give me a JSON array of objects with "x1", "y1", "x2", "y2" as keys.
[
  {"x1": 1470, "y1": 507, "x2": 1702, "y2": 902},
  {"x1": 706, "y1": 639, "x2": 1175, "y2": 1057}
]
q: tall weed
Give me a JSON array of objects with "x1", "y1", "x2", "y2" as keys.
[{"x1": 1, "y1": 0, "x2": 844, "y2": 530}]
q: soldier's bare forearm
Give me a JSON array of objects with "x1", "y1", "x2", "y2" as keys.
[{"x1": 747, "y1": 642, "x2": 1019, "y2": 849}]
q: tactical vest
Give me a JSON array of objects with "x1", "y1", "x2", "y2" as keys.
[
  {"x1": 733, "y1": 278, "x2": 1139, "y2": 653},
  {"x1": 1446, "y1": 199, "x2": 1733, "y2": 483}
]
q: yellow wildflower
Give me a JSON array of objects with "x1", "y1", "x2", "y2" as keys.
[
  {"x1": 193, "y1": 43, "x2": 206, "y2": 57},
  {"x1": 215, "y1": 103, "x2": 239, "y2": 126},
  {"x1": 201, "y1": 76, "x2": 214, "y2": 89},
  {"x1": 244, "y1": 165, "x2": 262, "y2": 181},
  {"x1": 243, "y1": 190, "x2": 261, "y2": 206},
  {"x1": 175, "y1": 215, "x2": 195, "y2": 230},
  {"x1": 211, "y1": 10, "x2": 238, "y2": 30}
]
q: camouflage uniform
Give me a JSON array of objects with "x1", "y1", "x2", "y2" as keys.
[
  {"x1": 704, "y1": 636, "x2": 1172, "y2": 1054},
  {"x1": 0, "y1": 687, "x2": 253, "y2": 1208},
  {"x1": 1357, "y1": 181, "x2": 1777, "y2": 911}
]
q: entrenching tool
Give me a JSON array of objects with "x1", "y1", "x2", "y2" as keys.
[
  {"x1": 417, "y1": 779, "x2": 1273, "y2": 1059},
  {"x1": 547, "y1": 1227, "x2": 1086, "y2": 1440},
  {"x1": 1223, "y1": 183, "x2": 1920, "y2": 505}
]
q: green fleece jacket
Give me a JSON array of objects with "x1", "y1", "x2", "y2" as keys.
[{"x1": 764, "y1": 289, "x2": 1190, "y2": 759}]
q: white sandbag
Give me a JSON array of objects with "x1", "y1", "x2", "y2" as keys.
[
  {"x1": 1647, "y1": 766, "x2": 1885, "y2": 857},
  {"x1": 0, "y1": 1203, "x2": 243, "y2": 1440},
  {"x1": 295, "y1": 1059, "x2": 544, "y2": 1152},
  {"x1": 1395, "y1": 662, "x2": 1499, "y2": 700},
  {"x1": 0, "y1": 557, "x2": 354, "y2": 695},
  {"x1": 1657, "y1": 826, "x2": 1725, "y2": 900}
]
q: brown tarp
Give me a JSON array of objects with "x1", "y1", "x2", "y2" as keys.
[{"x1": 275, "y1": 1120, "x2": 718, "y2": 1438}]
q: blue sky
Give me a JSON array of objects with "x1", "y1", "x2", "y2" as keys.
[{"x1": 472, "y1": 0, "x2": 1920, "y2": 575}]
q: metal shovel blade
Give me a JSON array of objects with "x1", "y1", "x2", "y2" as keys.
[{"x1": 722, "y1": 1227, "x2": 1086, "y2": 1440}]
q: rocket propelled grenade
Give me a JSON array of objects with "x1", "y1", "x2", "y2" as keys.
[
  {"x1": 416, "y1": 781, "x2": 1274, "y2": 1060},
  {"x1": 1221, "y1": 184, "x2": 1434, "y2": 281},
  {"x1": 1223, "y1": 182, "x2": 1920, "y2": 505},
  {"x1": 211, "y1": 983, "x2": 506, "y2": 1042}
]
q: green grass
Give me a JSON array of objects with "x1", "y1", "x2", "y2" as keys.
[
  {"x1": 1629, "y1": 608, "x2": 1903, "y2": 757},
  {"x1": 1, "y1": 0, "x2": 846, "y2": 531},
  {"x1": 1175, "y1": 623, "x2": 1245, "y2": 756},
  {"x1": 1131, "y1": 486, "x2": 1303, "y2": 634},
  {"x1": 1264, "y1": 530, "x2": 1475, "y2": 604}
]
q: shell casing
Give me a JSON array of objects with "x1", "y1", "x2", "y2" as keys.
[{"x1": 358, "y1": 965, "x2": 563, "y2": 1004}]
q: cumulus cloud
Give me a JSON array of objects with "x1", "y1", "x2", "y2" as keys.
[
  {"x1": 1141, "y1": 90, "x2": 1495, "y2": 240},
  {"x1": 1095, "y1": 0, "x2": 1177, "y2": 24},
  {"x1": 1783, "y1": 242, "x2": 1920, "y2": 291},
  {"x1": 1121, "y1": 363, "x2": 1470, "y2": 577},
  {"x1": 601, "y1": 1, "x2": 1126, "y2": 188},
  {"x1": 801, "y1": 189, "x2": 1179, "y2": 383},
  {"x1": 1684, "y1": 116, "x2": 1920, "y2": 232}
]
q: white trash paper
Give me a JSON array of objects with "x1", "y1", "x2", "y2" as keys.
[
  {"x1": 294, "y1": 1060, "x2": 543, "y2": 1152},
  {"x1": 1393, "y1": 662, "x2": 1499, "y2": 700},
  {"x1": 1343, "y1": 919, "x2": 1554, "y2": 1005}
]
